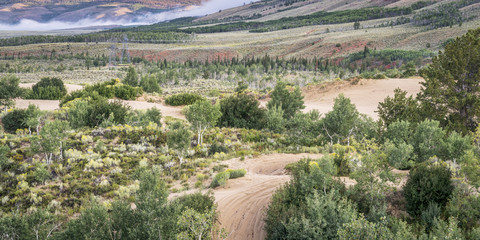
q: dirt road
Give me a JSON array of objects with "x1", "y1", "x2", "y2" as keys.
[{"x1": 212, "y1": 153, "x2": 323, "y2": 240}]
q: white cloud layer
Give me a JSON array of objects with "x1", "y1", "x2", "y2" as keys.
[{"x1": 0, "y1": 0, "x2": 258, "y2": 31}]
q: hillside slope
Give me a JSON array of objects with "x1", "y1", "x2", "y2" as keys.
[{"x1": 0, "y1": 0, "x2": 203, "y2": 24}]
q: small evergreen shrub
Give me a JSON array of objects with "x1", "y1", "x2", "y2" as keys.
[
  {"x1": 2, "y1": 109, "x2": 28, "y2": 133},
  {"x1": 29, "y1": 77, "x2": 67, "y2": 100},
  {"x1": 403, "y1": 163, "x2": 454, "y2": 217}
]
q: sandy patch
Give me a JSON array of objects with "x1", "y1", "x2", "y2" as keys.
[{"x1": 261, "y1": 78, "x2": 423, "y2": 120}]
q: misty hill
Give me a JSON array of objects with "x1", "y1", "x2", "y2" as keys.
[{"x1": 0, "y1": 0, "x2": 204, "y2": 24}]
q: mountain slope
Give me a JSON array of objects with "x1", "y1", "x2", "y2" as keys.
[{"x1": 0, "y1": 0, "x2": 204, "y2": 24}]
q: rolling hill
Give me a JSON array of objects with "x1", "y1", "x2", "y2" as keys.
[{"x1": 0, "y1": 0, "x2": 204, "y2": 24}]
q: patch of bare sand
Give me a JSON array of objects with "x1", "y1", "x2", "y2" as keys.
[{"x1": 286, "y1": 78, "x2": 422, "y2": 120}]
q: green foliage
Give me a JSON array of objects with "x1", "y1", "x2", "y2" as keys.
[
  {"x1": 61, "y1": 80, "x2": 142, "y2": 104},
  {"x1": 29, "y1": 77, "x2": 67, "y2": 100},
  {"x1": 267, "y1": 81, "x2": 305, "y2": 119},
  {"x1": 85, "y1": 99, "x2": 130, "y2": 128},
  {"x1": 1, "y1": 109, "x2": 28, "y2": 133},
  {"x1": 285, "y1": 110, "x2": 321, "y2": 146},
  {"x1": 177, "y1": 208, "x2": 217, "y2": 240},
  {"x1": 123, "y1": 66, "x2": 139, "y2": 87},
  {"x1": 210, "y1": 171, "x2": 230, "y2": 188},
  {"x1": 218, "y1": 93, "x2": 266, "y2": 130},
  {"x1": 322, "y1": 94, "x2": 362, "y2": 145},
  {"x1": 0, "y1": 209, "x2": 59, "y2": 240},
  {"x1": 165, "y1": 93, "x2": 205, "y2": 106},
  {"x1": 184, "y1": 100, "x2": 221, "y2": 145},
  {"x1": 445, "y1": 187, "x2": 480, "y2": 231},
  {"x1": 422, "y1": 217, "x2": 465, "y2": 240},
  {"x1": 413, "y1": 3, "x2": 462, "y2": 29},
  {"x1": 265, "y1": 105, "x2": 285, "y2": 133},
  {"x1": 421, "y1": 202, "x2": 442, "y2": 233},
  {"x1": 384, "y1": 141, "x2": 415, "y2": 169},
  {"x1": 418, "y1": 28, "x2": 480, "y2": 134},
  {"x1": 282, "y1": 191, "x2": 358, "y2": 240},
  {"x1": 411, "y1": 120, "x2": 446, "y2": 163},
  {"x1": 226, "y1": 169, "x2": 246, "y2": 179},
  {"x1": 377, "y1": 88, "x2": 420, "y2": 127},
  {"x1": 140, "y1": 74, "x2": 162, "y2": 93},
  {"x1": 0, "y1": 74, "x2": 21, "y2": 110},
  {"x1": 0, "y1": 144, "x2": 9, "y2": 171},
  {"x1": 338, "y1": 216, "x2": 396, "y2": 240},
  {"x1": 38, "y1": 120, "x2": 70, "y2": 164},
  {"x1": 208, "y1": 143, "x2": 229, "y2": 156},
  {"x1": 210, "y1": 169, "x2": 246, "y2": 188},
  {"x1": 33, "y1": 163, "x2": 51, "y2": 184},
  {"x1": 167, "y1": 121, "x2": 193, "y2": 163},
  {"x1": 265, "y1": 157, "x2": 347, "y2": 239},
  {"x1": 403, "y1": 163, "x2": 454, "y2": 217}
]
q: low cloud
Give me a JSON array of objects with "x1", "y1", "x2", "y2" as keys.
[{"x1": 0, "y1": 0, "x2": 258, "y2": 31}]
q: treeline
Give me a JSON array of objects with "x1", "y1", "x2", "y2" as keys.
[
  {"x1": 412, "y1": 0, "x2": 480, "y2": 29},
  {"x1": 0, "y1": 31, "x2": 194, "y2": 47},
  {"x1": 182, "y1": 6, "x2": 417, "y2": 33}
]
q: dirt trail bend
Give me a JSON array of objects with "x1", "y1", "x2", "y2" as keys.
[{"x1": 215, "y1": 153, "x2": 323, "y2": 240}]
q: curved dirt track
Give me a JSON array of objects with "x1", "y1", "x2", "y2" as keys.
[{"x1": 214, "y1": 153, "x2": 323, "y2": 240}]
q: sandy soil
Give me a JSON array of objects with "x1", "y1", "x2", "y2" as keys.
[
  {"x1": 301, "y1": 78, "x2": 423, "y2": 119},
  {"x1": 173, "y1": 153, "x2": 323, "y2": 240},
  {"x1": 257, "y1": 77, "x2": 422, "y2": 120}
]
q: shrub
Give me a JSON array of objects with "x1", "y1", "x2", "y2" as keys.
[
  {"x1": 208, "y1": 143, "x2": 229, "y2": 156},
  {"x1": 210, "y1": 171, "x2": 230, "y2": 188},
  {"x1": 30, "y1": 77, "x2": 67, "y2": 100},
  {"x1": 218, "y1": 93, "x2": 266, "y2": 129},
  {"x1": 384, "y1": 141, "x2": 414, "y2": 170},
  {"x1": 165, "y1": 93, "x2": 204, "y2": 106},
  {"x1": 403, "y1": 163, "x2": 454, "y2": 217},
  {"x1": 226, "y1": 169, "x2": 246, "y2": 179},
  {"x1": 2, "y1": 109, "x2": 28, "y2": 133}
]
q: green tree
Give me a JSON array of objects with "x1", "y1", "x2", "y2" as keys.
[
  {"x1": 403, "y1": 163, "x2": 454, "y2": 217},
  {"x1": 124, "y1": 65, "x2": 139, "y2": 87},
  {"x1": 31, "y1": 77, "x2": 67, "y2": 100},
  {"x1": 265, "y1": 105, "x2": 285, "y2": 133},
  {"x1": 0, "y1": 74, "x2": 21, "y2": 111},
  {"x1": 38, "y1": 120, "x2": 70, "y2": 164},
  {"x1": 167, "y1": 122, "x2": 193, "y2": 165},
  {"x1": 377, "y1": 88, "x2": 420, "y2": 127},
  {"x1": 184, "y1": 100, "x2": 221, "y2": 146},
  {"x1": 218, "y1": 94, "x2": 266, "y2": 129},
  {"x1": 322, "y1": 94, "x2": 359, "y2": 145},
  {"x1": 418, "y1": 28, "x2": 480, "y2": 134},
  {"x1": 411, "y1": 120, "x2": 446, "y2": 163},
  {"x1": 177, "y1": 208, "x2": 216, "y2": 240},
  {"x1": 24, "y1": 104, "x2": 43, "y2": 135},
  {"x1": 267, "y1": 82, "x2": 305, "y2": 119}
]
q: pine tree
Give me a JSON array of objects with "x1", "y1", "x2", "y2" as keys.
[{"x1": 418, "y1": 28, "x2": 480, "y2": 134}]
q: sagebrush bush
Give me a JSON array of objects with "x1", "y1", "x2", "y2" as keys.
[
  {"x1": 165, "y1": 93, "x2": 204, "y2": 106},
  {"x1": 226, "y1": 169, "x2": 246, "y2": 179},
  {"x1": 210, "y1": 171, "x2": 230, "y2": 188}
]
